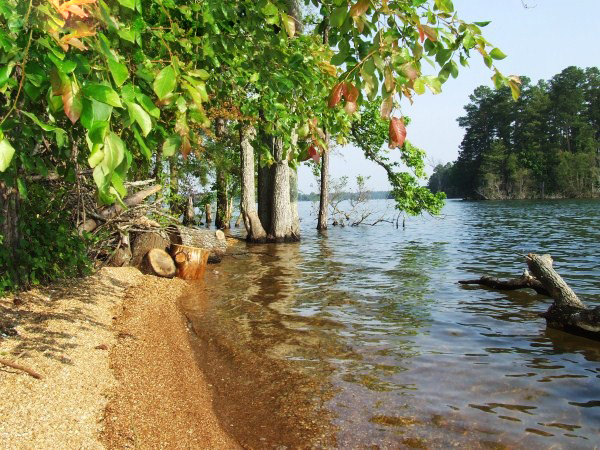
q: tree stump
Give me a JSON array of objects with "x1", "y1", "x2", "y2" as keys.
[
  {"x1": 171, "y1": 244, "x2": 210, "y2": 280},
  {"x1": 140, "y1": 248, "x2": 176, "y2": 278}
]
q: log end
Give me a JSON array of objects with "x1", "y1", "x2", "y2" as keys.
[{"x1": 141, "y1": 248, "x2": 176, "y2": 278}]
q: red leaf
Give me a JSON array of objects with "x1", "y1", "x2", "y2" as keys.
[
  {"x1": 62, "y1": 80, "x2": 82, "y2": 124},
  {"x1": 388, "y1": 117, "x2": 406, "y2": 149},
  {"x1": 418, "y1": 25, "x2": 425, "y2": 43},
  {"x1": 344, "y1": 82, "x2": 359, "y2": 102},
  {"x1": 328, "y1": 82, "x2": 345, "y2": 108},
  {"x1": 308, "y1": 145, "x2": 320, "y2": 163},
  {"x1": 349, "y1": 0, "x2": 369, "y2": 17}
]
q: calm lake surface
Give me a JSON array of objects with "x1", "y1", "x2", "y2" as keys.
[{"x1": 181, "y1": 199, "x2": 600, "y2": 449}]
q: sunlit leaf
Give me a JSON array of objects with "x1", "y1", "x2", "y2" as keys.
[
  {"x1": 153, "y1": 65, "x2": 177, "y2": 100},
  {"x1": 83, "y1": 83, "x2": 122, "y2": 107},
  {"x1": 349, "y1": 0, "x2": 369, "y2": 17},
  {"x1": 389, "y1": 117, "x2": 407, "y2": 149},
  {"x1": 126, "y1": 102, "x2": 152, "y2": 137},
  {"x1": 0, "y1": 138, "x2": 15, "y2": 172}
]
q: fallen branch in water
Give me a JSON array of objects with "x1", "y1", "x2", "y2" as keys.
[
  {"x1": 0, "y1": 358, "x2": 42, "y2": 379},
  {"x1": 459, "y1": 270, "x2": 550, "y2": 296}
]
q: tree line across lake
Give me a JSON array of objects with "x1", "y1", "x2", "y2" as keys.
[{"x1": 428, "y1": 66, "x2": 600, "y2": 200}]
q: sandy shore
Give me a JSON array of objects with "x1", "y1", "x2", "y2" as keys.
[{"x1": 0, "y1": 267, "x2": 237, "y2": 449}]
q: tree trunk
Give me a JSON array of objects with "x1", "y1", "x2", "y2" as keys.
[
  {"x1": 289, "y1": 166, "x2": 300, "y2": 238},
  {"x1": 183, "y1": 195, "x2": 195, "y2": 226},
  {"x1": 171, "y1": 244, "x2": 210, "y2": 280},
  {"x1": 459, "y1": 271, "x2": 550, "y2": 296},
  {"x1": 215, "y1": 169, "x2": 229, "y2": 230},
  {"x1": 269, "y1": 136, "x2": 297, "y2": 242},
  {"x1": 140, "y1": 248, "x2": 176, "y2": 278},
  {"x1": 240, "y1": 124, "x2": 267, "y2": 242},
  {"x1": 317, "y1": 148, "x2": 329, "y2": 230},
  {"x1": 0, "y1": 181, "x2": 20, "y2": 270},
  {"x1": 152, "y1": 145, "x2": 163, "y2": 180},
  {"x1": 205, "y1": 203, "x2": 212, "y2": 225},
  {"x1": 258, "y1": 159, "x2": 272, "y2": 233}
]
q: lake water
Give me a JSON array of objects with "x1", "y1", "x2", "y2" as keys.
[{"x1": 181, "y1": 199, "x2": 600, "y2": 449}]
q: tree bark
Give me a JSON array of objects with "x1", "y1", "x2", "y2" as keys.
[
  {"x1": 169, "y1": 155, "x2": 180, "y2": 215},
  {"x1": 240, "y1": 124, "x2": 267, "y2": 242},
  {"x1": 289, "y1": 166, "x2": 301, "y2": 238}
]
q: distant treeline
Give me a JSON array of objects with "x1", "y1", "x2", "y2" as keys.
[
  {"x1": 428, "y1": 66, "x2": 600, "y2": 199},
  {"x1": 298, "y1": 191, "x2": 391, "y2": 202}
]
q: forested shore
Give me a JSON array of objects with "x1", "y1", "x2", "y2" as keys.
[{"x1": 428, "y1": 66, "x2": 600, "y2": 200}]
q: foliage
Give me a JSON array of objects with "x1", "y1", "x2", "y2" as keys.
[
  {"x1": 431, "y1": 66, "x2": 600, "y2": 199},
  {"x1": 0, "y1": 183, "x2": 93, "y2": 292},
  {"x1": 350, "y1": 101, "x2": 445, "y2": 214}
]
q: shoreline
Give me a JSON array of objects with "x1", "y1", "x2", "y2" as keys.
[{"x1": 0, "y1": 267, "x2": 237, "y2": 449}]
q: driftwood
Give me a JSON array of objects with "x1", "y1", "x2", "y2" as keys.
[
  {"x1": 167, "y1": 225, "x2": 227, "y2": 263},
  {"x1": 80, "y1": 185, "x2": 162, "y2": 233},
  {"x1": 171, "y1": 244, "x2": 210, "y2": 280},
  {"x1": 526, "y1": 253, "x2": 600, "y2": 340},
  {"x1": 0, "y1": 358, "x2": 42, "y2": 379},
  {"x1": 461, "y1": 253, "x2": 600, "y2": 341},
  {"x1": 459, "y1": 270, "x2": 550, "y2": 296},
  {"x1": 140, "y1": 248, "x2": 176, "y2": 278}
]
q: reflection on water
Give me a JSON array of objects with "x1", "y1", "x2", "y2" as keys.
[{"x1": 181, "y1": 199, "x2": 600, "y2": 448}]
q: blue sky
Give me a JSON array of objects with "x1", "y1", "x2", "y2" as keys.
[{"x1": 298, "y1": 0, "x2": 600, "y2": 193}]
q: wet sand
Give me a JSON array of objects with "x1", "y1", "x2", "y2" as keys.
[
  {"x1": 102, "y1": 274, "x2": 238, "y2": 449},
  {"x1": 0, "y1": 267, "x2": 237, "y2": 449}
]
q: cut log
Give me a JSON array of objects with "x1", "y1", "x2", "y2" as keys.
[
  {"x1": 167, "y1": 225, "x2": 227, "y2": 263},
  {"x1": 140, "y1": 248, "x2": 176, "y2": 278},
  {"x1": 171, "y1": 244, "x2": 210, "y2": 280},
  {"x1": 459, "y1": 270, "x2": 549, "y2": 296},
  {"x1": 80, "y1": 185, "x2": 162, "y2": 233},
  {"x1": 130, "y1": 230, "x2": 170, "y2": 268}
]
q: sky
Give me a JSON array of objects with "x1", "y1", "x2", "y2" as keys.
[{"x1": 297, "y1": 0, "x2": 600, "y2": 193}]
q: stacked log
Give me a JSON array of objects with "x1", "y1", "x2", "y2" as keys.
[
  {"x1": 130, "y1": 230, "x2": 170, "y2": 267},
  {"x1": 167, "y1": 225, "x2": 227, "y2": 263},
  {"x1": 140, "y1": 248, "x2": 176, "y2": 278}
]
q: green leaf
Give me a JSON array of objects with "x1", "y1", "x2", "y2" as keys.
[
  {"x1": 21, "y1": 111, "x2": 64, "y2": 133},
  {"x1": 16, "y1": 178, "x2": 27, "y2": 199},
  {"x1": 153, "y1": 65, "x2": 177, "y2": 100},
  {"x1": 490, "y1": 48, "x2": 507, "y2": 60},
  {"x1": 48, "y1": 54, "x2": 77, "y2": 74},
  {"x1": 126, "y1": 102, "x2": 152, "y2": 137},
  {"x1": 136, "y1": 93, "x2": 160, "y2": 118},
  {"x1": 0, "y1": 62, "x2": 14, "y2": 89},
  {"x1": 188, "y1": 68, "x2": 210, "y2": 80},
  {"x1": 330, "y1": 6, "x2": 348, "y2": 27},
  {"x1": 88, "y1": 122, "x2": 109, "y2": 144},
  {"x1": 474, "y1": 21, "x2": 491, "y2": 27},
  {"x1": 81, "y1": 98, "x2": 113, "y2": 130},
  {"x1": 83, "y1": 84, "x2": 123, "y2": 107},
  {"x1": 261, "y1": 1, "x2": 278, "y2": 17},
  {"x1": 0, "y1": 138, "x2": 15, "y2": 172},
  {"x1": 108, "y1": 59, "x2": 129, "y2": 86},
  {"x1": 103, "y1": 132, "x2": 126, "y2": 173},
  {"x1": 133, "y1": 127, "x2": 152, "y2": 161},
  {"x1": 116, "y1": 0, "x2": 135, "y2": 10},
  {"x1": 88, "y1": 144, "x2": 104, "y2": 168},
  {"x1": 162, "y1": 135, "x2": 181, "y2": 158}
]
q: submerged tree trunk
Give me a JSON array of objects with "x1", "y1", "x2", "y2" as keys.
[
  {"x1": 257, "y1": 134, "x2": 272, "y2": 231},
  {"x1": 205, "y1": 203, "x2": 212, "y2": 225},
  {"x1": 317, "y1": 148, "x2": 329, "y2": 231},
  {"x1": 215, "y1": 169, "x2": 228, "y2": 230},
  {"x1": 268, "y1": 136, "x2": 299, "y2": 242},
  {"x1": 240, "y1": 124, "x2": 267, "y2": 242},
  {"x1": 183, "y1": 195, "x2": 195, "y2": 226},
  {"x1": 317, "y1": 17, "x2": 330, "y2": 231}
]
